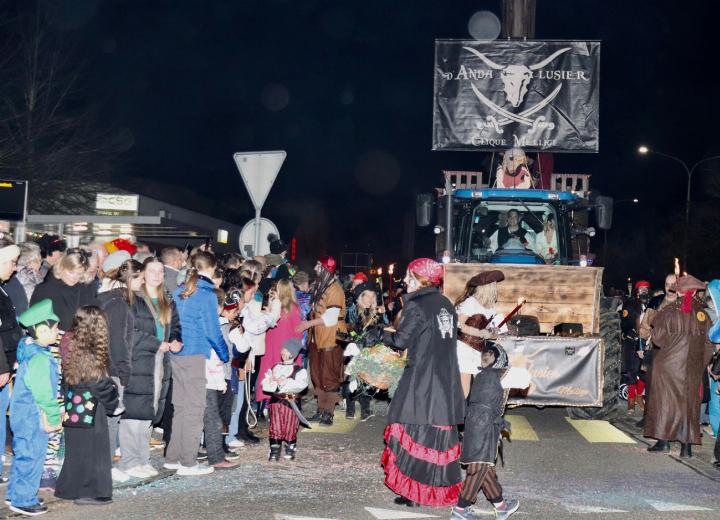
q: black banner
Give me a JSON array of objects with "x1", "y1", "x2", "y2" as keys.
[
  {"x1": 433, "y1": 40, "x2": 600, "y2": 153},
  {"x1": 496, "y1": 336, "x2": 603, "y2": 407}
]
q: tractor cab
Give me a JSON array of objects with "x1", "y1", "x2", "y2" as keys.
[{"x1": 417, "y1": 173, "x2": 613, "y2": 266}]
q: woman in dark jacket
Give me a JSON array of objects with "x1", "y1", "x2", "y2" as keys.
[
  {"x1": 30, "y1": 249, "x2": 97, "y2": 331},
  {"x1": 96, "y1": 257, "x2": 144, "y2": 482},
  {"x1": 120, "y1": 257, "x2": 182, "y2": 478},
  {"x1": 380, "y1": 258, "x2": 465, "y2": 508},
  {"x1": 0, "y1": 237, "x2": 22, "y2": 482}
]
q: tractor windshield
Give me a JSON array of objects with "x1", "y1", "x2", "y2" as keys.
[{"x1": 456, "y1": 200, "x2": 560, "y2": 264}]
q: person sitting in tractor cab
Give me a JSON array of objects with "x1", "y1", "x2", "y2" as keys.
[
  {"x1": 490, "y1": 210, "x2": 534, "y2": 252},
  {"x1": 532, "y1": 213, "x2": 558, "y2": 264}
]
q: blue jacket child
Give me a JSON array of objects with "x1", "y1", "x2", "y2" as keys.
[{"x1": 6, "y1": 299, "x2": 62, "y2": 516}]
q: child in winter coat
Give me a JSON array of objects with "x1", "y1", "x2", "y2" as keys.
[
  {"x1": 261, "y1": 338, "x2": 309, "y2": 461},
  {"x1": 202, "y1": 289, "x2": 240, "y2": 470},
  {"x1": 451, "y1": 344, "x2": 530, "y2": 520},
  {"x1": 7, "y1": 299, "x2": 63, "y2": 516},
  {"x1": 55, "y1": 306, "x2": 119, "y2": 506}
]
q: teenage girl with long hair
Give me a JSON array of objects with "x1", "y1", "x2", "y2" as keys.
[
  {"x1": 55, "y1": 306, "x2": 119, "y2": 506},
  {"x1": 166, "y1": 251, "x2": 229, "y2": 476},
  {"x1": 120, "y1": 257, "x2": 182, "y2": 479},
  {"x1": 255, "y1": 279, "x2": 302, "y2": 408}
]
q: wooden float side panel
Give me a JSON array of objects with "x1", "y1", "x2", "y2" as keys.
[{"x1": 443, "y1": 263, "x2": 603, "y2": 334}]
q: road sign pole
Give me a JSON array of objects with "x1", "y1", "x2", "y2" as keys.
[
  {"x1": 233, "y1": 150, "x2": 286, "y2": 256},
  {"x1": 254, "y1": 207, "x2": 262, "y2": 256}
]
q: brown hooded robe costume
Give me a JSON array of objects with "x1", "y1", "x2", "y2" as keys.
[{"x1": 644, "y1": 276, "x2": 713, "y2": 445}]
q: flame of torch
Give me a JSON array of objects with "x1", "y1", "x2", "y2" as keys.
[{"x1": 674, "y1": 258, "x2": 680, "y2": 277}]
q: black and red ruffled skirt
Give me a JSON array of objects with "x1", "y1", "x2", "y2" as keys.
[{"x1": 381, "y1": 423, "x2": 462, "y2": 507}]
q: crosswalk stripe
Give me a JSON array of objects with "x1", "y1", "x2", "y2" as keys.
[
  {"x1": 301, "y1": 415, "x2": 359, "y2": 434},
  {"x1": 565, "y1": 505, "x2": 629, "y2": 513},
  {"x1": 274, "y1": 515, "x2": 340, "y2": 520},
  {"x1": 646, "y1": 500, "x2": 713, "y2": 512},
  {"x1": 565, "y1": 418, "x2": 635, "y2": 443},
  {"x1": 365, "y1": 507, "x2": 439, "y2": 518},
  {"x1": 505, "y1": 414, "x2": 539, "y2": 441}
]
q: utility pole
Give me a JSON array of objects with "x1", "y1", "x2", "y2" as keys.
[{"x1": 502, "y1": 0, "x2": 536, "y2": 38}]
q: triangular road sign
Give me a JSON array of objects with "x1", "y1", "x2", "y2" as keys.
[{"x1": 233, "y1": 150, "x2": 286, "y2": 210}]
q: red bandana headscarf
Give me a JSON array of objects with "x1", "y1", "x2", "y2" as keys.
[
  {"x1": 319, "y1": 255, "x2": 336, "y2": 274},
  {"x1": 407, "y1": 258, "x2": 443, "y2": 286}
]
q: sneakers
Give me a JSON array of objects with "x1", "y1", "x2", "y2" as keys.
[
  {"x1": 227, "y1": 438, "x2": 245, "y2": 449},
  {"x1": 141, "y1": 464, "x2": 159, "y2": 477},
  {"x1": 124, "y1": 466, "x2": 155, "y2": 479},
  {"x1": 224, "y1": 450, "x2": 241, "y2": 461},
  {"x1": 111, "y1": 468, "x2": 130, "y2": 483},
  {"x1": 494, "y1": 498, "x2": 520, "y2": 520},
  {"x1": 176, "y1": 464, "x2": 214, "y2": 476},
  {"x1": 8, "y1": 503, "x2": 48, "y2": 516},
  {"x1": 74, "y1": 497, "x2": 113, "y2": 506},
  {"x1": 212, "y1": 460, "x2": 240, "y2": 470},
  {"x1": 450, "y1": 506, "x2": 484, "y2": 519},
  {"x1": 163, "y1": 462, "x2": 182, "y2": 470},
  {"x1": 4, "y1": 499, "x2": 44, "y2": 507},
  {"x1": 360, "y1": 409, "x2": 375, "y2": 422}
]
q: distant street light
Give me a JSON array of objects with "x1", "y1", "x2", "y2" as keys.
[{"x1": 637, "y1": 145, "x2": 720, "y2": 270}]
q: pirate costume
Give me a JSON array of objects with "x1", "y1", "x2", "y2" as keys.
[
  {"x1": 456, "y1": 271, "x2": 507, "y2": 378},
  {"x1": 307, "y1": 256, "x2": 347, "y2": 425},
  {"x1": 452, "y1": 344, "x2": 526, "y2": 520},
  {"x1": 380, "y1": 259, "x2": 465, "y2": 508},
  {"x1": 261, "y1": 339, "x2": 309, "y2": 461}
]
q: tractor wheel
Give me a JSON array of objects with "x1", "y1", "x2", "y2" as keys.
[{"x1": 567, "y1": 296, "x2": 622, "y2": 420}]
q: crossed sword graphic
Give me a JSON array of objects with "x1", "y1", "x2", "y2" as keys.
[{"x1": 471, "y1": 83, "x2": 562, "y2": 134}]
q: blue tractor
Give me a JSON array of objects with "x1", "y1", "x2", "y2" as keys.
[{"x1": 417, "y1": 174, "x2": 622, "y2": 419}]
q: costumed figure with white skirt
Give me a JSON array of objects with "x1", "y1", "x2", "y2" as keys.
[
  {"x1": 261, "y1": 339, "x2": 309, "y2": 462},
  {"x1": 455, "y1": 270, "x2": 508, "y2": 397}
]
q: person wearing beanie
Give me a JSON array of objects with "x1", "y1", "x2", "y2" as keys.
[
  {"x1": 265, "y1": 234, "x2": 287, "y2": 268},
  {"x1": 260, "y1": 338, "x2": 309, "y2": 461},
  {"x1": 297, "y1": 255, "x2": 347, "y2": 426},
  {"x1": 37, "y1": 234, "x2": 67, "y2": 279},
  {"x1": 644, "y1": 274, "x2": 714, "y2": 458}
]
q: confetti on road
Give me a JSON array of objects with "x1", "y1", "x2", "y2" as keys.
[{"x1": 301, "y1": 415, "x2": 360, "y2": 434}]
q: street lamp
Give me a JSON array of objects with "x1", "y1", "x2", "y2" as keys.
[{"x1": 637, "y1": 145, "x2": 720, "y2": 270}]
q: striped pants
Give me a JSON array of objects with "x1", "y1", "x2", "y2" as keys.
[
  {"x1": 269, "y1": 402, "x2": 299, "y2": 442},
  {"x1": 459, "y1": 463, "x2": 503, "y2": 504}
]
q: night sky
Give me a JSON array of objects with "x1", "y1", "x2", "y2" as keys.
[{"x1": 23, "y1": 0, "x2": 720, "y2": 284}]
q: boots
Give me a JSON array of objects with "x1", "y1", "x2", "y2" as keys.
[
  {"x1": 268, "y1": 440, "x2": 281, "y2": 462},
  {"x1": 284, "y1": 442, "x2": 297, "y2": 460},
  {"x1": 680, "y1": 443, "x2": 693, "y2": 458},
  {"x1": 627, "y1": 395, "x2": 636, "y2": 414},
  {"x1": 319, "y1": 411, "x2": 334, "y2": 427},
  {"x1": 345, "y1": 399, "x2": 356, "y2": 420},
  {"x1": 647, "y1": 440, "x2": 670, "y2": 452}
]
